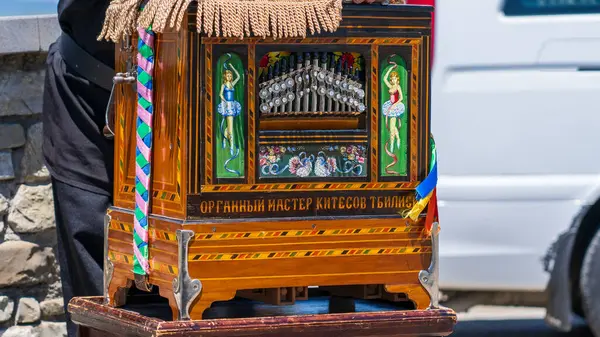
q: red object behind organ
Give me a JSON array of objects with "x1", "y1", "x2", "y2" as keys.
[{"x1": 406, "y1": 0, "x2": 434, "y2": 64}]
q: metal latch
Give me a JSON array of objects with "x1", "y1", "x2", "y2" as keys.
[{"x1": 103, "y1": 36, "x2": 137, "y2": 140}]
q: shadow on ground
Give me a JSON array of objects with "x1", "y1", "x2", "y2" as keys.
[{"x1": 453, "y1": 319, "x2": 593, "y2": 337}]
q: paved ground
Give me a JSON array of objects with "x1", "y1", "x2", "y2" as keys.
[{"x1": 452, "y1": 306, "x2": 593, "y2": 337}]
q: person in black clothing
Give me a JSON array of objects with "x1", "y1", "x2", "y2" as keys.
[{"x1": 43, "y1": 1, "x2": 115, "y2": 335}]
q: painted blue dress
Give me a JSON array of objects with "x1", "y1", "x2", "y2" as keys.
[
  {"x1": 382, "y1": 89, "x2": 405, "y2": 118},
  {"x1": 217, "y1": 85, "x2": 242, "y2": 117}
]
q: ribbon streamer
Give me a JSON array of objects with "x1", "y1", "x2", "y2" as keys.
[
  {"x1": 403, "y1": 136, "x2": 439, "y2": 237},
  {"x1": 133, "y1": 19, "x2": 155, "y2": 276}
]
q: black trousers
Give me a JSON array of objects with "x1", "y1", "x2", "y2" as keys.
[
  {"x1": 42, "y1": 41, "x2": 114, "y2": 337},
  {"x1": 51, "y1": 177, "x2": 111, "y2": 337}
]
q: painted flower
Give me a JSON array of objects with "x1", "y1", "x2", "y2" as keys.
[
  {"x1": 357, "y1": 156, "x2": 365, "y2": 164},
  {"x1": 296, "y1": 163, "x2": 312, "y2": 177},
  {"x1": 260, "y1": 157, "x2": 267, "y2": 166},
  {"x1": 259, "y1": 54, "x2": 270, "y2": 68},
  {"x1": 341, "y1": 53, "x2": 355, "y2": 69},
  {"x1": 280, "y1": 147, "x2": 286, "y2": 153},
  {"x1": 340, "y1": 146, "x2": 347, "y2": 154},
  {"x1": 289, "y1": 156, "x2": 301, "y2": 174},
  {"x1": 348, "y1": 154, "x2": 355, "y2": 161},
  {"x1": 327, "y1": 157, "x2": 338, "y2": 172}
]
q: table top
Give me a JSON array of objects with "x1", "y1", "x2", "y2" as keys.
[{"x1": 69, "y1": 292, "x2": 456, "y2": 337}]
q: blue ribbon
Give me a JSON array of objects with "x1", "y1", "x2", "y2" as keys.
[{"x1": 415, "y1": 138, "x2": 438, "y2": 200}]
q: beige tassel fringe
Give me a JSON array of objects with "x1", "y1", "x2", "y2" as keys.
[{"x1": 98, "y1": 0, "x2": 343, "y2": 42}]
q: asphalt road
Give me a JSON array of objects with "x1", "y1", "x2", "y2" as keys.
[{"x1": 451, "y1": 306, "x2": 594, "y2": 337}]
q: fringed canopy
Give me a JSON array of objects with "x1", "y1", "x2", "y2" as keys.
[{"x1": 98, "y1": 0, "x2": 347, "y2": 43}]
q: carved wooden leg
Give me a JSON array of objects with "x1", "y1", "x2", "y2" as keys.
[
  {"x1": 384, "y1": 284, "x2": 430, "y2": 310},
  {"x1": 188, "y1": 289, "x2": 238, "y2": 320},
  {"x1": 158, "y1": 283, "x2": 180, "y2": 321},
  {"x1": 106, "y1": 274, "x2": 132, "y2": 307}
]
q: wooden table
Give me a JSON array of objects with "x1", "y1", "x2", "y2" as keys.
[{"x1": 69, "y1": 294, "x2": 456, "y2": 337}]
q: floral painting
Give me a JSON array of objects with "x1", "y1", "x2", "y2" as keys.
[{"x1": 258, "y1": 144, "x2": 367, "y2": 179}]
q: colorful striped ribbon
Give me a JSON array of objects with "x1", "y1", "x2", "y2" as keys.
[
  {"x1": 404, "y1": 135, "x2": 439, "y2": 236},
  {"x1": 133, "y1": 25, "x2": 155, "y2": 276}
]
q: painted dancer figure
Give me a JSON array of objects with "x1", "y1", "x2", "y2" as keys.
[
  {"x1": 382, "y1": 66, "x2": 405, "y2": 152},
  {"x1": 218, "y1": 61, "x2": 242, "y2": 156}
]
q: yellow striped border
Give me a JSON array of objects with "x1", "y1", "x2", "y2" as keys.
[
  {"x1": 190, "y1": 246, "x2": 431, "y2": 261},
  {"x1": 205, "y1": 44, "x2": 214, "y2": 185},
  {"x1": 200, "y1": 181, "x2": 419, "y2": 193},
  {"x1": 201, "y1": 38, "x2": 422, "y2": 45},
  {"x1": 110, "y1": 221, "x2": 423, "y2": 242},
  {"x1": 410, "y1": 41, "x2": 420, "y2": 181},
  {"x1": 109, "y1": 251, "x2": 178, "y2": 275},
  {"x1": 247, "y1": 44, "x2": 256, "y2": 184}
]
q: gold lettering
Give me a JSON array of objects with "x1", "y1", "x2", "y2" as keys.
[
  {"x1": 377, "y1": 197, "x2": 384, "y2": 208},
  {"x1": 256, "y1": 199, "x2": 265, "y2": 212},
  {"x1": 306, "y1": 197, "x2": 313, "y2": 210},
  {"x1": 392, "y1": 196, "x2": 400, "y2": 208},
  {"x1": 230, "y1": 200, "x2": 238, "y2": 213},
  {"x1": 199, "y1": 201, "x2": 209, "y2": 214},
  {"x1": 346, "y1": 196, "x2": 354, "y2": 210},
  {"x1": 284, "y1": 199, "x2": 291, "y2": 211},
  {"x1": 370, "y1": 196, "x2": 376, "y2": 208},
  {"x1": 216, "y1": 201, "x2": 223, "y2": 213},
  {"x1": 315, "y1": 197, "x2": 322, "y2": 210},
  {"x1": 268, "y1": 199, "x2": 276, "y2": 212},
  {"x1": 338, "y1": 196, "x2": 345, "y2": 209},
  {"x1": 223, "y1": 201, "x2": 231, "y2": 213},
  {"x1": 361, "y1": 197, "x2": 367, "y2": 209},
  {"x1": 405, "y1": 196, "x2": 414, "y2": 208},
  {"x1": 239, "y1": 200, "x2": 247, "y2": 213}
]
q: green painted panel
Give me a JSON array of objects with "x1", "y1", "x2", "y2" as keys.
[
  {"x1": 215, "y1": 53, "x2": 245, "y2": 178},
  {"x1": 379, "y1": 54, "x2": 408, "y2": 177}
]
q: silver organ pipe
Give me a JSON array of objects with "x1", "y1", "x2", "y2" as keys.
[{"x1": 258, "y1": 52, "x2": 367, "y2": 116}]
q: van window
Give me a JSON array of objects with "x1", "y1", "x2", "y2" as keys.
[{"x1": 503, "y1": 0, "x2": 600, "y2": 16}]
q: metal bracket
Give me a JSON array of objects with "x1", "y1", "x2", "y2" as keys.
[
  {"x1": 418, "y1": 222, "x2": 440, "y2": 309},
  {"x1": 103, "y1": 214, "x2": 114, "y2": 305},
  {"x1": 173, "y1": 230, "x2": 202, "y2": 320}
]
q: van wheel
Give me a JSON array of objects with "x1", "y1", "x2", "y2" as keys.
[{"x1": 581, "y1": 228, "x2": 600, "y2": 337}]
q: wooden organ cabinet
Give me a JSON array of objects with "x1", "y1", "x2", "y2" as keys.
[{"x1": 104, "y1": 1, "x2": 438, "y2": 321}]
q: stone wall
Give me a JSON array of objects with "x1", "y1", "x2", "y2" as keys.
[{"x1": 0, "y1": 51, "x2": 67, "y2": 336}]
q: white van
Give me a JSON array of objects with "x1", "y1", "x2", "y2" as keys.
[{"x1": 429, "y1": 0, "x2": 600, "y2": 335}]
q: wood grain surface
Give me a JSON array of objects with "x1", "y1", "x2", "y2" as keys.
[{"x1": 70, "y1": 296, "x2": 456, "y2": 337}]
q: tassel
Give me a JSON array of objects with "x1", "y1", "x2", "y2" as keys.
[
  {"x1": 98, "y1": 0, "x2": 143, "y2": 42},
  {"x1": 137, "y1": 0, "x2": 163, "y2": 29},
  {"x1": 99, "y1": 0, "x2": 345, "y2": 44}
]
